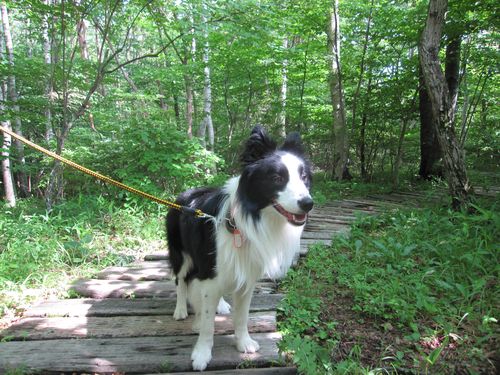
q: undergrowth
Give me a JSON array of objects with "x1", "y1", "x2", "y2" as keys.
[
  {"x1": 0, "y1": 195, "x2": 166, "y2": 324},
  {"x1": 279, "y1": 200, "x2": 499, "y2": 374}
]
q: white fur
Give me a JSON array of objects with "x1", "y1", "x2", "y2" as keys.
[
  {"x1": 181, "y1": 152, "x2": 308, "y2": 371},
  {"x1": 277, "y1": 153, "x2": 312, "y2": 214}
]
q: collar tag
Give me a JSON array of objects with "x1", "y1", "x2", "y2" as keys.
[
  {"x1": 225, "y1": 208, "x2": 244, "y2": 248},
  {"x1": 233, "y1": 229, "x2": 243, "y2": 248}
]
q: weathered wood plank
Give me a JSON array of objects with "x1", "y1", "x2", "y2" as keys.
[
  {"x1": 145, "y1": 367, "x2": 297, "y2": 375},
  {"x1": 131, "y1": 260, "x2": 169, "y2": 268},
  {"x1": 97, "y1": 265, "x2": 173, "y2": 281},
  {"x1": 301, "y1": 231, "x2": 338, "y2": 240},
  {"x1": 1, "y1": 311, "x2": 276, "y2": 341},
  {"x1": 70, "y1": 279, "x2": 279, "y2": 299},
  {"x1": 305, "y1": 218, "x2": 355, "y2": 227},
  {"x1": 300, "y1": 238, "x2": 333, "y2": 246},
  {"x1": 0, "y1": 332, "x2": 283, "y2": 374},
  {"x1": 320, "y1": 199, "x2": 382, "y2": 208},
  {"x1": 144, "y1": 251, "x2": 169, "y2": 261},
  {"x1": 23, "y1": 294, "x2": 284, "y2": 318},
  {"x1": 366, "y1": 194, "x2": 418, "y2": 205}
]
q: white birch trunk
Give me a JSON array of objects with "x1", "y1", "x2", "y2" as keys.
[
  {"x1": 1, "y1": 1, "x2": 29, "y2": 196},
  {"x1": 185, "y1": 11, "x2": 196, "y2": 139},
  {"x1": 1, "y1": 83, "x2": 15, "y2": 207},
  {"x1": 42, "y1": 0, "x2": 54, "y2": 141},
  {"x1": 198, "y1": 1, "x2": 214, "y2": 150},
  {"x1": 278, "y1": 37, "x2": 288, "y2": 138}
]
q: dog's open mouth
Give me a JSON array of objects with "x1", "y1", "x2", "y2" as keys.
[{"x1": 272, "y1": 202, "x2": 307, "y2": 226}]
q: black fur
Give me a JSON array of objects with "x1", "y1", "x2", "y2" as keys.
[
  {"x1": 166, "y1": 187, "x2": 227, "y2": 282},
  {"x1": 240, "y1": 126, "x2": 277, "y2": 166},
  {"x1": 237, "y1": 154, "x2": 289, "y2": 219}
]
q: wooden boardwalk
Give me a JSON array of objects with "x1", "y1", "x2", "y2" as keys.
[{"x1": 0, "y1": 192, "x2": 446, "y2": 374}]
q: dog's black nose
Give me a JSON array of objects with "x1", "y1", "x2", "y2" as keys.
[{"x1": 298, "y1": 197, "x2": 314, "y2": 212}]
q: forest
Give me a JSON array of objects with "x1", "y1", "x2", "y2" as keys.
[{"x1": 0, "y1": 0, "x2": 498, "y2": 373}]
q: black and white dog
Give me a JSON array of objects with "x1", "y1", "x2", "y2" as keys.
[{"x1": 166, "y1": 126, "x2": 313, "y2": 371}]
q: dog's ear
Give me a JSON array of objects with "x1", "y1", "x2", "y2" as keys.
[
  {"x1": 280, "y1": 132, "x2": 305, "y2": 156},
  {"x1": 240, "y1": 126, "x2": 277, "y2": 166}
]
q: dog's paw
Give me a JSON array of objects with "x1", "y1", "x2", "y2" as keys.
[
  {"x1": 173, "y1": 306, "x2": 188, "y2": 320},
  {"x1": 236, "y1": 335, "x2": 260, "y2": 353},
  {"x1": 216, "y1": 298, "x2": 231, "y2": 315},
  {"x1": 191, "y1": 345, "x2": 212, "y2": 371}
]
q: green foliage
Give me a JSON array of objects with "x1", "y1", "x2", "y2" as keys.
[
  {"x1": 279, "y1": 199, "x2": 499, "y2": 373},
  {"x1": 64, "y1": 114, "x2": 223, "y2": 200},
  {"x1": 0, "y1": 195, "x2": 165, "y2": 318},
  {"x1": 339, "y1": 205, "x2": 499, "y2": 326}
]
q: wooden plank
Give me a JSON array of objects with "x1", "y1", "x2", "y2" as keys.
[
  {"x1": 305, "y1": 224, "x2": 350, "y2": 231},
  {"x1": 131, "y1": 260, "x2": 169, "y2": 268},
  {"x1": 320, "y1": 199, "x2": 381, "y2": 208},
  {"x1": 70, "y1": 279, "x2": 178, "y2": 299},
  {"x1": 97, "y1": 265, "x2": 173, "y2": 281},
  {"x1": 144, "y1": 251, "x2": 169, "y2": 261},
  {"x1": 70, "y1": 279, "x2": 278, "y2": 299},
  {"x1": 0, "y1": 332, "x2": 283, "y2": 374},
  {"x1": 146, "y1": 367, "x2": 297, "y2": 375},
  {"x1": 301, "y1": 233, "x2": 331, "y2": 240},
  {"x1": 301, "y1": 238, "x2": 332, "y2": 246},
  {"x1": 1, "y1": 311, "x2": 276, "y2": 341},
  {"x1": 23, "y1": 294, "x2": 284, "y2": 318},
  {"x1": 366, "y1": 194, "x2": 416, "y2": 205},
  {"x1": 305, "y1": 217, "x2": 354, "y2": 226}
]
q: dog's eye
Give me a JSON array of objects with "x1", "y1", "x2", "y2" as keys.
[{"x1": 273, "y1": 174, "x2": 284, "y2": 184}]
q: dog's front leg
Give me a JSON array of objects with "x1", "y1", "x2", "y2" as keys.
[
  {"x1": 233, "y1": 285, "x2": 260, "y2": 353},
  {"x1": 191, "y1": 280, "x2": 219, "y2": 371}
]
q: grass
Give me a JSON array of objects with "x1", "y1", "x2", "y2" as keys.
[
  {"x1": 0, "y1": 194, "x2": 166, "y2": 326},
  {"x1": 278, "y1": 197, "x2": 499, "y2": 374}
]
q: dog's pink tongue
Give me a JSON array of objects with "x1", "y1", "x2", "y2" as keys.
[{"x1": 293, "y1": 213, "x2": 307, "y2": 222}]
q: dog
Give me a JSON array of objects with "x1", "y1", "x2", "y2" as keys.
[{"x1": 166, "y1": 126, "x2": 313, "y2": 371}]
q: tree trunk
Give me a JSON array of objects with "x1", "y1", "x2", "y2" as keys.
[
  {"x1": 278, "y1": 37, "x2": 288, "y2": 138},
  {"x1": 418, "y1": 68, "x2": 442, "y2": 179},
  {"x1": 327, "y1": 0, "x2": 351, "y2": 180},
  {"x1": 184, "y1": 72, "x2": 194, "y2": 139},
  {"x1": 445, "y1": 35, "x2": 461, "y2": 115},
  {"x1": 1, "y1": 82, "x2": 16, "y2": 207},
  {"x1": 419, "y1": 22, "x2": 462, "y2": 181},
  {"x1": 42, "y1": 0, "x2": 54, "y2": 141},
  {"x1": 298, "y1": 37, "x2": 309, "y2": 132},
  {"x1": 198, "y1": 1, "x2": 214, "y2": 150},
  {"x1": 419, "y1": 0, "x2": 472, "y2": 210},
  {"x1": 1, "y1": 2, "x2": 29, "y2": 197},
  {"x1": 359, "y1": 76, "x2": 372, "y2": 181},
  {"x1": 157, "y1": 80, "x2": 168, "y2": 111},
  {"x1": 173, "y1": 93, "x2": 181, "y2": 126},
  {"x1": 76, "y1": 19, "x2": 89, "y2": 60}
]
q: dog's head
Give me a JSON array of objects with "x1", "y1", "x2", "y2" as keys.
[{"x1": 237, "y1": 126, "x2": 313, "y2": 225}]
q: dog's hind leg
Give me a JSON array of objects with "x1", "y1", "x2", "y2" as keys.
[
  {"x1": 190, "y1": 279, "x2": 219, "y2": 371},
  {"x1": 188, "y1": 280, "x2": 202, "y2": 332},
  {"x1": 233, "y1": 285, "x2": 260, "y2": 353},
  {"x1": 173, "y1": 255, "x2": 192, "y2": 320}
]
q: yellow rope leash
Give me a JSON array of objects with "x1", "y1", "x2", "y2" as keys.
[{"x1": 0, "y1": 125, "x2": 212, "y2": 219}]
